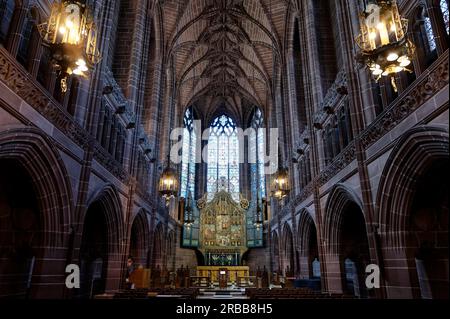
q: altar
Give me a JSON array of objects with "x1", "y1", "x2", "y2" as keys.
[{"x1": 196, "y1": 266, "x2": 250, "y2": 283}]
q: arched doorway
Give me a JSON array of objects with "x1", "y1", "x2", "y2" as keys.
[
  {"x1": 324, "y1": 185, "x2": 371, "y2": 297},
  {"x1": 410, "y1": 160, "x2": 448, "y2": 299},
  {"x1": 377, "y1": 126, "x2": 449, "y2": 299},
  {"x1": 79, "y1": 202, "x2": 109, "y2": 298},
  {"x1": 152, "y1": 224, "x2": 164, "y2": 269},
  {"x1": 79, "y1": 186, "x2": 124, "y2": 298},
  {"x1": 0, "y1": 160, "x2": 40, "y2": 298},
  {"x1": 282, "y1": 224, "x2": 295, "y2": 276},
  {"x1": 0, "y1": 128, "x2": 73, "y2": 298},
  {"x1": 339, "y1": 202, "x2": 370, "y2": 298},
  {"x1": 297, "y1": 210, "x2": 320, "y2": 280},
  {"x1": 129, "y1": 210, "x2": 150, "y2": 267}
]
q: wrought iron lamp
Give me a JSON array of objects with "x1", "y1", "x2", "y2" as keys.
[
  {"x1": 38, "y1": 0, "x2": 101, "y2": 92},
  {"x1": 254, "y1": 194, "x2": 264, "y2": 229},
  {"x1": 158, "y1": 153, "x2": 179, "y2": 206},
  {"x1": 270, "y1": 166, "x2": 290, "y2": 200},
  {"x1": 184, "y1": 192, "x2": 195, "y2": 228},
  {"x1": 355, "y1": 0, "x2": 415, "y2": 90}
]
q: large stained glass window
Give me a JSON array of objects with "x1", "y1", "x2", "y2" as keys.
[
  {"x1": 180, "y1": 108, "x2": 197, "y2": 199},
  {"x1": 207, "y1": 115, "x2": 240, "y2": 201}
]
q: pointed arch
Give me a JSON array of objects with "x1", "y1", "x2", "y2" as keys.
[
  {"x1": 376, "y1": 125, "x2": 449, "y2": 298},
  {"x1": 0, "y1": 127, "x2": 73, "y2": 248},
  {"x1": 377, "y1": 125, "x2": 449, "y2": 248},
  {"x1": 129, "y1": 209, "x2": 150, "y2": 267},
  {"x1": 0, "y1": 126, "x2": 73, "y2": 298},
  {"x1": 324, "y1": 184, "x2": 364, "y2": 255},
  {"x1": 297, "y1": 209, "x2": 319, "y2": 279},
  {"x1": 86, "y1": 184, "x2": 125, "y2": 254},
  {"x1": 281, "y1": 223, "x2": 295, "y2": 276},
  {"x1": 323, "y1": 184, "x2": 370, "y2": 296},
  {"x1": 152, "y1": 222, "x2": 165, "y2": 268}
]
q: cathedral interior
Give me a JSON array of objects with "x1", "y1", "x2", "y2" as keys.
[{"x1": 0, "y1": 0, "x2": 448, "y2": 300}]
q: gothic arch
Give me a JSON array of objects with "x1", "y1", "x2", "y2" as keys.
[
  {"x1": 86, "y1": 184, "x2": 125, "y2": 252},
  {"x1": 152, "y1": 222, "x2": 165, "y2": 268},
  {"x1": 129, "y1": 209, "x2": 150, "y2": 267},
  {"x1": 323, "y1": 184, "x2": 364, "y2": 255},
  {"x1": 297, "y1": 209, "x2": 319, "y2": 279},
  {"x1": 377, "y1": 126, "x2": 449, "y2": 248},
  {"x1": 323, "y1": 184, "x2": 370, "y2": 296},
  {"x1": 0, "y1": 127, "x2": 73, "y2": 247},
  {"x1": 78, "y1": 184, "x2": 125, "y2": 296},
  {"x1": 376, "y1": 126, "x2": 449, "y2": 298},
  {"x1": 281, "y1": 223, "x2": 295, "y2": 275},
  {"x1": 0, "y1": 126, "x2": 73, "y2": 297}
]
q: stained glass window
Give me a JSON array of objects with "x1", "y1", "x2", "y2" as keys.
[
  {"x1": 180, "y1": 108, "x2": 197, "y2": 199},
  {"x1": 424, "y1": 16, "x2": 437, "y2": 52},
  {"x1": 207, "y1": 115, "x2": 240, "y2": 202},
  {"x1": 441, "y1": 0, "x2": 450, "y2": 35}
]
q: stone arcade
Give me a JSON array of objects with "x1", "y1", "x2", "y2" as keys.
[{"x1": 0, "y1": 0, "x2": 448, "y2": 300}]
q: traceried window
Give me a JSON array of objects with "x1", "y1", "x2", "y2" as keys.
[
  {"x1": 249, "y1": 108, "x2": 266, "y2": 199},
  {"x1": 425, "y1": 15, "x2": 437, "y2": 52},
  {"x1": 207, "y1": 115, "x2": 240, "y2": 201},
  {"x1": 180, "y1": 108, "x2": 197, "y2": 199},
  {"x1": 441, "y1": 0, "x2": 450, "y2": 34}
]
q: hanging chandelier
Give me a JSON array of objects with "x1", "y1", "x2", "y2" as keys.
[
  {"x1": 158, "y1": 154, "x2": 179, "y2": 206},
  {"x1": 355, "y1": 0, "x2": 415, "y2": 89},
  {"x1": 38, "y1": 0, "x2": 101, "y2": 92},
  {"x1": 184, "y1": 192, "x2": 195, "y2": 228},
  {"x1": 254, "y1": 195, "x2": 264, "y2": 229},
  {"x1": 270, "y1": 167, "x2": 290, "y2": 201}
]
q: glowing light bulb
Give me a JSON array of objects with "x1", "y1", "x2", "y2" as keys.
[
  {"x1": 370, "y1": 64, "x2": 381, "y2": 70},
  {"x1": 79, "y1": 65, "x2": 88, "y2": 72},
  {"x1": 394, "y1": 66, "x2": 403, "y2": 73},
  {"x1": 369, "y1": 32, "x2": 377, "y2": 40},
  {"x1": 372, "y1": 69, "x2": 383, "y2": 76},
  {"x1": 387, "y1": 53, "x2": 399, "y2": 62},
  {"x1": 59, "y1": 27, "x2": 67, "y2": 35},
  {"x1": 398, "y1": 56, "x2": 411, "y2": 67},
  {"x1": 400, "y1": 60, "x2": 411, "y2": 67},
  {"x1": 65, "y1": 20, "x2": 73, "y2": 28},
  {"x1": 76, "y1": 59, "x2": 86, "y2": 67},
  {"x1": 377, "y1": 22, "x2": 386, "y2": 30},
  {"x1": 73, "y1": 68, "x2": 83, "y2": 75}
]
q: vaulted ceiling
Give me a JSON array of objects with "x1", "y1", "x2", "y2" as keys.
[{"x1": 158, "y1": 0, "x2": 291, "y2": 122}]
